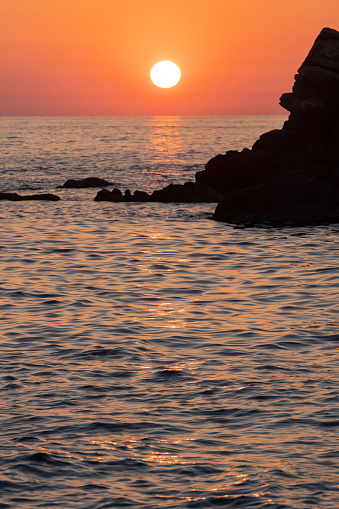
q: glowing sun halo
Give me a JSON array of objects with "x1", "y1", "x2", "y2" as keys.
[{"x1": 150, "y1": 61, "x2": 181, "y2": 88}]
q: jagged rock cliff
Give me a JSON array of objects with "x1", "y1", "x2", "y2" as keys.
[{"x1": 202, "y1": 27, "x2": 339, "y2": 225}]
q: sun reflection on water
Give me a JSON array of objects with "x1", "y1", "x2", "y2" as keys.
[{"x1": 142, "y1": 117, "x2": 187, "y2": 185}]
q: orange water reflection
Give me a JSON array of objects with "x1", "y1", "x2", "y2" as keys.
[
  {"x1": 148, "y1": 116, "x2": 183, "y2": 156},
  {"x1": 143, "y1": 117, "x2": 185, "y2": 184}
]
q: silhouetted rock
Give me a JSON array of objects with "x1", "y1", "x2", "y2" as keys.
[
  {"x1": 94, "y1": 188, "x2": 124, "y2": 202},
  {"x1": 0, "y1": 192, "x2": 60, "y2": 201},
  {"x1": 59, "y1": 177, "x2": 113, "y2": 188},
  {"x1": 124, "y1": 189, "x2": 133, "y2": 201},
  {"x1": 213, "y1": 172, "x2": 339, "y2": 225},
  {"x1": 94, "y1": 182, "x2": 222, "y2": 204},
  {"x1": 196, "y1": 27, "x2": 339, "y2": 225},
  {"x1": 196, "y1": 149, "x2": 280, "y2": 193},
  {"x1": 133, "y1": 190, "x2": 152, "y2": 202},
  {"x1": 151, "y1": 182, "x2": 223, "y2": 203}
]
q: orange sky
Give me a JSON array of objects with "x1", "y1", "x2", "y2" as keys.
[{"x1": 1, "y1": 0, "x2": 339, "y2": 115}]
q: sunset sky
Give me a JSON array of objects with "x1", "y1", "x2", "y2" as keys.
[{"x1": 1, "y1": 0, "x2": 339, "y2": 116}]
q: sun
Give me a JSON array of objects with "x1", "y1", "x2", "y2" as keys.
[{"x1": 150, "y1": 61, "x2": 181, "y2": 88}]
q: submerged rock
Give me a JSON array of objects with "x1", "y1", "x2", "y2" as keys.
[
  {"x1": 0, "y1": 192, "x2": 60, "y2": 201},
  {"x1": 59, "y1": 177, "x2": 113, "y2": 188}
]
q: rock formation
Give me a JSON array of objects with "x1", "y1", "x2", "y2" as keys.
[
  {"x1": 94, "y1": 182, "x2": 223, "y2": 203},
  {"x1": 59, "y1": 177, "x2": 113, "y2": 188},
  {"x1": 205, "y1": 27, "x2": 339, "y2": 225},
  {"x1": 0, "y1": 192, "x2": 60, "y2": 201}
]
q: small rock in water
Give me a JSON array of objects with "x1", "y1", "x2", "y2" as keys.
[
  {"x1": 94, "y1": 188, "x2": 124, "y2": 202},
  {"x1": 59, "y1": 177, "x2": 113, "y2": 188},
  {"x1": 0, "y1": 192, "x2": 60, "y2": 201}
]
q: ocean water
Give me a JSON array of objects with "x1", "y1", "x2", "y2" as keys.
[{"x1": 0, "y1": 116, "x2": 338, "y2": 509}]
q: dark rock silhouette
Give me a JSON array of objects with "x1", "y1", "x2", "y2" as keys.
[
  {"x1": 213, "y1": 173, "x2": 339, "y2": 225},
  {"x1": 94, "y1": 182, "x2": 223, "y2": 203},
  {"x1": 209, "y1": 27, "x2": 339, "y2": 225},
  {"x1": 95, "y1": 188, "x2": 125, "y2": 202},
  {"x1": 59, "y1": 177, "x2": 113, "y2": 188},
  {"x1": 0, "y1": 192, "x2": 60, "y2": 201},
  {"x1": 151, "y1": 182, "x2": 223, "y2": 203}
]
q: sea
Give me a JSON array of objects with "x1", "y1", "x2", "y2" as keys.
[{"x1": 0, "y1": 116, "x2": 338, "y2": 509}]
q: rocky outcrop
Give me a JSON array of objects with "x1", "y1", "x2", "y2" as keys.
[
  {"x1": 94, "y1": 182, "x2": 223, "y2": 203},
  {"x1": 95, "y1": 188, "x2": 125, "y2": 202},
  {"x1": 59, "y1": 177, "x2": 113, "y2": 188},
  {"x1": 199, "y1": 27, "x2": 339, "y2": 225},
  {"x1": 213, "y1": 172, "x2": 339, "y2": 225},
  {"x1": 151, "y1": 182, "x2": 223, "y2": 202},
  {"x1": 0, "y1": 192, "x2": 60, "y2": 201}
]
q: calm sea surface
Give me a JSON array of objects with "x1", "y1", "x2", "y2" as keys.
[{"x1": 0, "y1": 116, "x2": 338, "y2": 509}]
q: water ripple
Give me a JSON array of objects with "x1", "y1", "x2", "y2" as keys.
[{"x1": 0, "y1": 117, "x2": 338, "y2": 508}]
